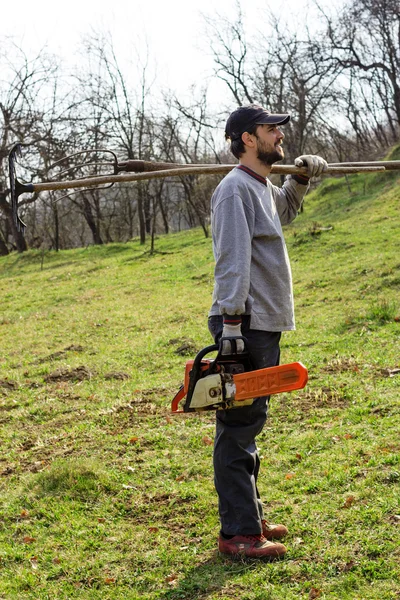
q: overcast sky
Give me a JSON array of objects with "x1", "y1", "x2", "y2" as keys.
[{"x1": 2, "y1": 0, "x2": 331, "y2": 110}]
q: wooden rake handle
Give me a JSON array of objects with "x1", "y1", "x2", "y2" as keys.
[
  {"x1": 117, "y1": 160, "x2": 389, "y2": 176},
  {"x1": 30, "y1": 164, "x2": 385, "y2": 195}
]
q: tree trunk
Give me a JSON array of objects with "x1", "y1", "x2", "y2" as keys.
[
  {"x1": 137, "y1": 183, "x2": 146, "y2": 244},
  {"x1": 0, "y1": 229, "x2": 9, "y2": 255},
  {"x1": 54, "y1": 204, "x2": 60, "y2": 252},
  {"x1": 0, "y1": 193, "x2": 27, "y2": 252},
  {"x1": 82, "y1": 196, "x2": 103, "y2": 245}
]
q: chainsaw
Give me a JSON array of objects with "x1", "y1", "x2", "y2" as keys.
[{"x1": 171, "y1": 337, "x2": 308, "y2": 413}]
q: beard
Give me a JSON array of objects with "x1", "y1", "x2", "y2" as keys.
[{"x1": 256, "y1": 138, "x2": 284, "y2": 166}]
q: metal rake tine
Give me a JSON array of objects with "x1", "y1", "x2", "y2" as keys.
[
  {"x1": 55, "y1": 162, "x2": 116, "y2": 179},
  {"x1": 8, "y1": 142, "x2": 28, "y2": 234},
  {"x1": 8, "y1": 144, "x2": 119, "y2": 233},
  {"x1": 48, "y1": 149, "x2": 119, "y2": 173},
  {"x1": 49, "y1": 182, "x2": 116, "y2": 204}
]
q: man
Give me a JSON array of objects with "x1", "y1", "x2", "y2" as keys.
[{"x1": 208, "y1": 104, "x2": 327, "y2": 559}]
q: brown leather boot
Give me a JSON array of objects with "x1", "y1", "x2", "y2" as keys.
[
  {"x1": 218, "y1": 533, "x2": 286, "y2": 559},
  {"x1": 261, "y1": 519, "x2": 288, "y2": 540}
]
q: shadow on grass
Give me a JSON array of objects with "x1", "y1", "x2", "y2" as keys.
[
  {"x1": 32, "y1": 458, "x2": 114, "y2": 501},
  {"x1": 123, "y1": 249, "x2": 173, "y2": 263},
  {"x1": 157, "y1": 554, "x2": 257, "y2": 600}
]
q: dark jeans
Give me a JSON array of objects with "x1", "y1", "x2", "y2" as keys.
[{"x1": 208, "y1": 315, "x2": 281, "y2": 536}]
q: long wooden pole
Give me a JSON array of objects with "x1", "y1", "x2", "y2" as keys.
[
  {"x1": 27, "y1": 164, "x2": 385, "y2": 194},
  {"x1": 327, "y1": 161, "x2": 400, "y2": 170},
  {"x1": 117, "y1": 159, "x2": 400, "y2": 174}
]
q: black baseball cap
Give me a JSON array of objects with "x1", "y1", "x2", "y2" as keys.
[{"x1": 225, "y1": 104, "x2": 290, "y2": 139}]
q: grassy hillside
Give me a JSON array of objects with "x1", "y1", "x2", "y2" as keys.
[{"x1": 0, "y1": 150, "x2": 399, "y2": 599}]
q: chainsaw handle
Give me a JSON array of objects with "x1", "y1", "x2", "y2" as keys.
[
  {"x1": 193, "y1": 344, "x2": 219, "y2": 363},
  {"x1": 183, "y1": 344, "x2": 218, "y2": 411},
  {"x1": 217, "y1": 335, "x2": 249, "y2": 358}
]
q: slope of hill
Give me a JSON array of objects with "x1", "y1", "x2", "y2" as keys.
[{"x1": 0, "y1": 150, "x2": 399, "y2": 599}]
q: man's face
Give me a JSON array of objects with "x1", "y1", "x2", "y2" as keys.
[{"x1": 254, "y1": 124, "x2": 285, "y2": 165}]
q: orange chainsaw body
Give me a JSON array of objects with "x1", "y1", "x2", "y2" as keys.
[{"x1": 171, "y1": 347, "x2": 308, "y2": 413}]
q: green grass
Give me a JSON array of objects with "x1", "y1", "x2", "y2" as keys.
[{"x1": 0, "y1": 148, "x2": 399, "y2": 599}]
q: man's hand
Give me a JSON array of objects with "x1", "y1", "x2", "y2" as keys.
[
  {"x1": 294, "y1": 155, "x2": 328, "y2": 178},
  {"x1": 221, "y1": 323, "x2": 245, "y2": 355}
]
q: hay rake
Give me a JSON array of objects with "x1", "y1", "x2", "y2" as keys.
[{"x1": 8, "y1": 142, "x2": 398, "y2": 234}]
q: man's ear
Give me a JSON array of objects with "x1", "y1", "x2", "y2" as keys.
[{"x1": 241, "y1": 131, "x2": 256, "y2": 148}]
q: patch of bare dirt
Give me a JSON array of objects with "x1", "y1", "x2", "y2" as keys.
[
  {"x1": 168, "y1": 338, "x2": 198, "y2": 356},
  {"x1": 278, "y1": 386, "x2": 349, "y2": 414},
  {"x1": 113, "y1": 401, "x2": 166, "y2": 417},
  {"x1": 0, "y1": 379, "x2": 18, "y2": 391},
  {"x1": 104, "y1": 372, "x2": 130, "y2": 380},
  {"x1": 44, "y1": 365, "x2": 95, "y2": 383},
  {"x1": 323, "y1": 356, "x2": 360, "y2": 373},
  {"x1": 34, "y1": 345, "x2": 85, "y2": 364},
  {"x1": 0, "y1": 401, "x2": 20, "y2": 412},
  {"x1": 1, "y1": 465, "x2": 15, "y2": 476},
  {"x1": 111, "y1": 387, "x2": 175, "y2": 417},
  {"x1": 379, "y1": 367, "x2": 400, "y2": 378}
]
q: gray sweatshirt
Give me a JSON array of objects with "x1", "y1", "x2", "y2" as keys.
[{"x1": 209, "y1": 166, "x2": 309, "y2": 331}]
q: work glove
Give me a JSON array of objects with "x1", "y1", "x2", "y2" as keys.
[
  {"x1": 221, "y1": 323, "x2": 245, "y2": 355},
  {"x1": 294, "y1": 155, "x2": 328, "y2": 178}
]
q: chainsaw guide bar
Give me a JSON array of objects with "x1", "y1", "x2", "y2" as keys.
[{"x1": 171, "y1": 342, "x2": 308, "y2": 413}]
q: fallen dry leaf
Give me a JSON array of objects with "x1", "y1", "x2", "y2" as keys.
[
  {"x1": 30, "y1": 557, "x2": 39, "y2": 570},
  {"x1": 104, "y1": 577, "x2": 116, "y2": 584},
  {"x1": 342, "y1": 495, "x2": 356, "y2": 508},
  {"x1": 148, "y1": 527, "x2": 159, "y2": 533},
  {"x1": 293, "y1": 537, "x2": 304, "y2": 546},
  {"x1": 52, "y1": 557, "x2": 61, "y2": 565},
  {"x1": 129, "y1": 437, "x2": 139, "y2": 444},
  {"x1": 189, "y1": 536, "x2": 202, "y2": 544},
  {"x1": 166, "y1": 574, "x2": 178, "y2": 586},
  {"x1": 343, "y1": 559, "x2": 355, "y2": 572},
  {"x1": 202, "y1": 436, "x2": 213, "y2": 446},
  {"x1": 23, "y1": 536, "x2": 36, "y2": 544},
  {"x1": 295, "y1": 453, "x2": 302, "y2": 461},
  {"x1": 309, "y1": 588, "x2": 322, "y2": 599},
  {"x1": 98, "y1": 518, "x2": 106, "y2": 523},
  {"x1": 20, "y1": 510, "x2": 29, "y2": 519},
  {"x1": 285, "y1": 472, "x2": 296, "y2": 480}
]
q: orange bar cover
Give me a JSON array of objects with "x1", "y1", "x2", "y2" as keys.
[{"x1": 233, "y1": 362, "x2": 308, "y2": 401}]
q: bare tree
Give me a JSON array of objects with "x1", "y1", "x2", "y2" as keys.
[
  {"x1": 204, "y1": 5, "x2": 254, "y2": 106},
  {"x1": 0, "y1": 42, "x2": 60, "y2": 252},
  {"x1": 318, "y1": 0, "x2": 400, "y2": 141},
  {"x1": 158, "y1": 92, "x2": 223, "y2": 238},
  {"x1": 76, "y1": 32, "x2": 157, "y2": 244},
  {"x1": 253, "y1": 19, "x2": 342, "y2": 160}
]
